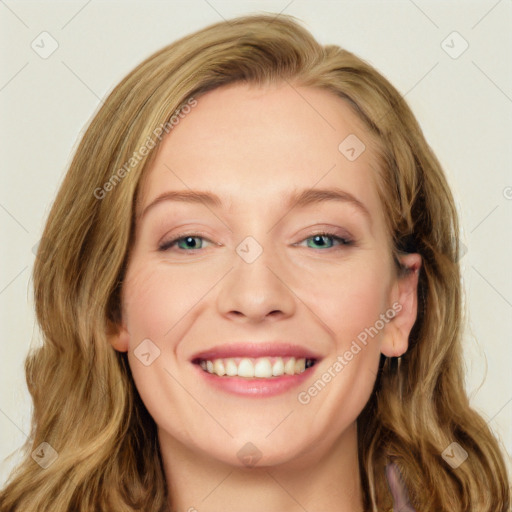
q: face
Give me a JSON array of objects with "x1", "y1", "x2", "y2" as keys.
[{"x1": 110, "y1": 82, "x2": 420, "y2": 469}]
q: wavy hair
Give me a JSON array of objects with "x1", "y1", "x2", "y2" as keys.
[{"x1": 0, "y1": 13, "x2": 509, "y2": 512}]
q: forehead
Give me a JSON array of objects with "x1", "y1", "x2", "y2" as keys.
[{"x1": 136, "y1": 82, "x2": 385, "y2": 225}]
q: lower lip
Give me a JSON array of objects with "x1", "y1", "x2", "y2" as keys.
[{"x1": 193, "y1": 364, "x2": 316, "y2": 397}]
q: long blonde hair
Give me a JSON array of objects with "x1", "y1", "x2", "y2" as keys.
[{"x1": 1, "y1": 14, "x2": 509, "y2": 512}]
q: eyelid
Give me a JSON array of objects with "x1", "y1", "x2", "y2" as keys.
[
  {"x1": 294, "y1": 231, "x2": 354, "y2": 248},
  {"x1": 159, "y1": 233, "x2": 354, "y2": 254},
  {"x1": 157, "y1": 225, "x2": 356, "y2": 252},
  {"x1": 158, "y1": 231, "x2": 218, "y2": 252},
  {"x1": 296, "y1": 226, "x2": 355, "y2": 244}
]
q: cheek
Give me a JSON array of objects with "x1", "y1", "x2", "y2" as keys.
[
  {"x1": 123, "y1": 265, "x2": 166, "y2": 344},
  {"x1": 122, "y1": 260, "x2": 214, "y2": 345},
  {"x1": 306, "y1": 258, "x2": 392, "y2": 347},
  {"x1": 122, "y1": 262, "x2": 204, "y2": 441},
  {"x1": 296, "y1": 264, "x2": 390, "y2": 441}
]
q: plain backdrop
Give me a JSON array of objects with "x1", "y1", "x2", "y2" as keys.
[{"x1": 1, "y1": 0, "x2": 511, "y2": 486}]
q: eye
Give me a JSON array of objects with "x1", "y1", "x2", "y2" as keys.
[
  {"x1": 298, "y1": 232, "x2": 353, "y2": 250},
  {"x1": 158, "y1": 231, "x2": 353, "y2": 253},
  {"x1": 158, "y1": 234, "x2": 214, "y2": 252}
]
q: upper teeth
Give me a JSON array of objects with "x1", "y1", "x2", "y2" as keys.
[{"x1": 199, "y1": 357, "x2": 311, "y2": 378}]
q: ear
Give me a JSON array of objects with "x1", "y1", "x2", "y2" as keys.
[
  {"x1": 106, "y1": 318, "x2": 130, "y2": 353},
  {"x1": 381, "y1": 253, "x2": 422, "y2": 358}
]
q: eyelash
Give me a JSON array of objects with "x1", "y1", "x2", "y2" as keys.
[{"x1": 157, "y1": 231, "x2": 354, "y2": 252}]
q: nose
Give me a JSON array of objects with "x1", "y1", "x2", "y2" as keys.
[{"x1": 216, "y1": 241, "x2": 297, "y2": 323}]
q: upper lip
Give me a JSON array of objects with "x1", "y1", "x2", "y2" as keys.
[{"x1": 190, "y1": 342, "x2": 322, "y2": 362}]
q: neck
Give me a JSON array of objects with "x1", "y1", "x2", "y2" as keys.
[{"x1": 159, "y1": 422, "x2": 364, "y2": 512}]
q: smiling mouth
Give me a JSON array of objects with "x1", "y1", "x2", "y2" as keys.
[{"x1": 193, "y1": 356, "x2": 317, "y2": 378}]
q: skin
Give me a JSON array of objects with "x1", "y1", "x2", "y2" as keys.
[{"x1": 109, "y1": 82, "x2": 421, "y2": 512}]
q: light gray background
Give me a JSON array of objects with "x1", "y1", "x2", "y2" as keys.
[{"x1": 1, "y1": 0, "x2": 511, "y2": 485}]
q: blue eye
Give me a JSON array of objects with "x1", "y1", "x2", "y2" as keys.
[
  {"x1": 158, "y1": 232, "x2": 353, "y2": 252},
  {"x1": 158, "y1": 235, "x2": 210, "y2": 252},
  {"x1": 176, "y1": 236, "x2": 203, "y2": 250},
  {"x1": 301, "y1": 233, "x2": 353, "y2": 250}
]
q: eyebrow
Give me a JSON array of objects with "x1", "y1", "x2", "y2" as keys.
[{"x1": 140, "y1": 187, "x2": 371, "y2": 222}]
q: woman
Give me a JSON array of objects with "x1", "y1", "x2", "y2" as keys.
[{"x1": 0, "y1": 13, "x2": 509, "y2": 512}]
